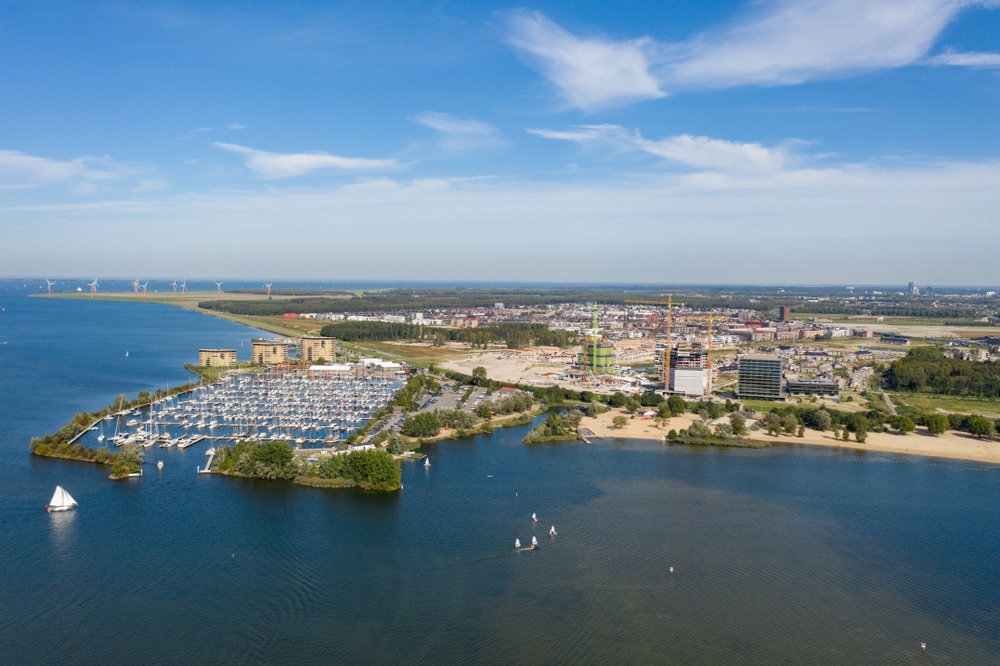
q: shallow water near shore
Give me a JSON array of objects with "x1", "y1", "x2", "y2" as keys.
[{"x1": 1, "y1": 288, "x2": 999, "y2": 664}]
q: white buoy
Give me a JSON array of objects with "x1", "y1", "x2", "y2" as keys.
[
  {"x1": 549, "y1": 525, "x2": 557, "y2": 536},
  {"x1": 515, "y1": 538, "x2": 521, "y2": 549}
]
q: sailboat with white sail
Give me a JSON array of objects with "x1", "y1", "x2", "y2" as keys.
[{"x1": 46, "y1": 485, "x2": 78, "y2": 512}]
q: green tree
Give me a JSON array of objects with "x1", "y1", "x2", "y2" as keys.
[
  {"x1": 667, "y1": 395, "x2": 686, "y2": 416},
  {"x1": 814, "y1": 409, "x2": 832, "y2": 432},
  {"x1": 854, "y1": 416, "x2": 868, "y2": 443},
  {"x1": 386, "y1": 431, "x2": 405, "y2": 454},
  {"x1": 610, "y1": 392, "x2": 627, "y2": 408},
  {"x1": 344, "y1": 449, "x2": 401, "y2": 491},
  {"x1": 625, "y1": 397, "x2": 641, "y2": 414},
  {"x1": 474, "y1": 402, "x2": 493, "y2": 420},
  {"x1": 471, "y1": 366, "x2": 488, "y2": 386},
  {"x1": 715, "y1": 423, "x2": 733, "y2": 439},
  {"x1": 730, "y1": 413, "x2": 746, "y2": 436},
  {"x1": 112, "y1": 442, "x2": 144, "y2": 476},
  {"x1": 688, "y1": 420, "x2": 711, "y2": 439},
  {"x1": 765, "y1": 412, "x2": 783, "y2": 436},
  {"x1": 967, "y1": 415, "x2": 995, "y2": 439},
  {"x1": 401, "y1": 412, "x2": 443, "y2": 437},
  {"x1": 925, "y1": 413, "x2": 949, "y2": 435},
  {"x1": 781, "y1": 413, "x2": 800, "y2": 435},
  {"x1": 612, "y1": 415, "x2": 628, "y2": 429},
  {"x1": 890, "y1": 415, "x2": 915, "y2": 435}
]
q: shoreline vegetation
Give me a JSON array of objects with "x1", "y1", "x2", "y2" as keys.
[
  {"x1": 30, "y1": 384, "x2": 199, "y2": 478},
  {"x1": 32, "y1": 289, "x2": 1000, "y2": 467}
]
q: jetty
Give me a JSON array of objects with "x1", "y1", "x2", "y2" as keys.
[{"x1": 198, "y1": 447, "x2": 216, "y2": 474}]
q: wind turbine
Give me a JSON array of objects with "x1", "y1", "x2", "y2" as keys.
[
  {"x1": 45, "y1": 279, "x2": 54, "y2": 297},
  {"x1": 89, "y1": 279, "x2": 99, "y2": 299},
  {"x1": 264, "y1": 283, "x2": 272, "y2": 300},
  {"x1": 141, "y1": 281, "x2": 149, "y2": 302},
  {"x1": 132, "y1": 279, "x2": 140, "y2": 296},
  {"x1": 171, "y1": 280, "x2": 177, "y2": 294},
  {"x1": 180, "y1": 279, "x2": 186, "y2": 298},
  {"x1": 215, "y1": 281, "x2": 223, "y2": 297}
]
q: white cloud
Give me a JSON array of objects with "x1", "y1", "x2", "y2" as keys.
[
  {"x1": 0, "y1": 149, "x2": 121, "y2": 190},
  {"x1": 504, "y1": 2, "x2": 998, "y2": 106},
  {"x1": 528, "y1": 125, "x2": 792, "y2": 174},
  {"x1": 502, "y1": 10, "x2": 665, "y2": 110},
  {"x1": 923, "y1": 49, "x2": 1000, "y2": 67},
  {"x1": 226, "y1": 123, "x2": 248, "y2": 130},
  {"x1": 638, "y1": 135, "x2": 791, "y2": 173},
  {"x1": 666, "y1": 0, "x2": 968, "y2": 89},
  {"x1": 7, "y1": 160, "x2": 1000, "y2": 284},
  {"x1": 413, "y1": 112, "x2": 507, "y2": 154},
  {"x1": 214, "y1": 142, "x2": 397, "y2": 178},
  {"x1": 414, "y1": 112, "x2": 496, "y2": 135}
]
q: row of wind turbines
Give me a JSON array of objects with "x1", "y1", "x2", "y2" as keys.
[{"x1": 44, "y1": 279, "x2": 275, "y2": 300}]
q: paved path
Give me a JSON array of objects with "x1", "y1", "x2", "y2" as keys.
[{"x1": 882, "y1": 392, "x2": 897, "y2": 416}]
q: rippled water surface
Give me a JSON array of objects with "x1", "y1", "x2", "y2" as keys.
[{"x1": 1, "y1": 288, "x2": 999, "y2": 664}]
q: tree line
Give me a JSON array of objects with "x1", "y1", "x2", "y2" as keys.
[
  {"x1": 883, "y1": 346, "x2": 1000, "y2": 398},
  {"x1": 216, "y1": 440, "x2": 401, "y2": 491},
  {"x1": 318, "y1": 321, "x2": 576, "y2": 349}
]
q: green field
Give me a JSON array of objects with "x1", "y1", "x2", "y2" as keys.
[{"x1": 888, "y1": 392, "x2": 1000, "y2": 418}]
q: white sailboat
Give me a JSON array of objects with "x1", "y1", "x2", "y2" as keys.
[{"x1": 46, "y1": 485, "x2": 78, "y2": 512}]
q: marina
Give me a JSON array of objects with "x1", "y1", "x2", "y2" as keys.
[{"x1": 99, "y1": 366, "x2": 403, "y2": 450}]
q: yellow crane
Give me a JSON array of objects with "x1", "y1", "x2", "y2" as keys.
[
  {"x1": 625, "y1": 297, "x2": 674, "y2": 386},
  {"x1": 626, "y1": 298, "x2": 720, "y2": 397}
]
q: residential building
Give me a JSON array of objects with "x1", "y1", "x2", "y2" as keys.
[{"x1": 738, "y1": 354, "x2": 783, "y2": 400}]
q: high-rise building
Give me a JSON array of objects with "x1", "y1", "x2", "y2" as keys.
[
  {"x1": 301, "y1": 336, "x2": 336, "y2": 363},
  {"x1": 779, "y1": 306, "x2": 792, "y2": 322},
  {"x1": 655, "y1": 344, "x2": 710, "y2": 396},
  {"x1": 737, "y1": 354, "x2": 783, "y2": 400},
  {"x1": 580, "y1": 339, "x2": 616, "y2": 374}
]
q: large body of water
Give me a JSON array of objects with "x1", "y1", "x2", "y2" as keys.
[{"x1": 1, "y1": 287, "x2": 999, "y2": 664}]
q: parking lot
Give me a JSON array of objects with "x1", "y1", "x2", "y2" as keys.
[{"x1": 416, "y1": 384, "x2": 488, "y2": 414}]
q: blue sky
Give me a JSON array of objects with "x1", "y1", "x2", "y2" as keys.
[{"x1": 2, "y1": 0, "x2": 999, "y2": 284}]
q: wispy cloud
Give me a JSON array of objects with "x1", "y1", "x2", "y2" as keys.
[
  {"x1": 226, "y1": 123, "x2": 248, "y2": 130},
  {"x1": 214, "y1": 142, "x2": 397, "y2": 178},
  {"x1": 502, "y1": 10, "x2": 665, "y2": 110},
  {"x1": 0, "y1": 149, "x2": 121, "y2": 190},
  {"x1": 8, "y1": 160, "x2": 1000, "y2": 284},
  {"x1": 528, "y1": 125, "x2": 793, "y2": 174},
  {"x1": 923, "y1": 49, "x2": 1000, "y2": 67},
  {"x1": 665, "y1": 0, "x2": 969, "y2": 89},
  {"x1": 504, "y1": 2, "x2": 998, "y2": 108},
  {"x1": 413, "y1": 112, "x2": 507, "y2": 154}
]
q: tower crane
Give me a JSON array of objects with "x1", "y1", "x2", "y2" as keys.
[{"x1": 625, "y1": 296, "x2": 674, "y2": 386}]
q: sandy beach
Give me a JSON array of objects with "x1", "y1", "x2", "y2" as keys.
[{"x1": 579, "y1": 409, "x2": 1000, "y2": 465}]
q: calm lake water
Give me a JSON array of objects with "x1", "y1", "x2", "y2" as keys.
[{"x1": 1, "y1": 287, "x2": 999, "y2": 664}]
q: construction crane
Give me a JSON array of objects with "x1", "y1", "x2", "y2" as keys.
[
  {"x1": 625, "y1": 296, "x2": 673, "y2": 386},
  {"x1": 626, "y1": 298, "x2": 723, "y2": 397},
  {"x1": 582, "y1": 302, "x2": 601, "y2": 384}
]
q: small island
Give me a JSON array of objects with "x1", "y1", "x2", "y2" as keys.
[{"x1": 214, "y1": 440, "x2": 402, "y2": 491}]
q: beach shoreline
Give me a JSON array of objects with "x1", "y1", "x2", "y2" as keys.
[{"x1": 579, "y1": 409, "x2": 1000, "y2": 465}]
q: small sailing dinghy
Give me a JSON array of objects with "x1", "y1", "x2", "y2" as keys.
[
  {"x1": 423, "y1": 457, "x2": 431, "y2": 467},
  {"x1": 46, "y1": 485, "x2": 78, "y2": 512}
]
